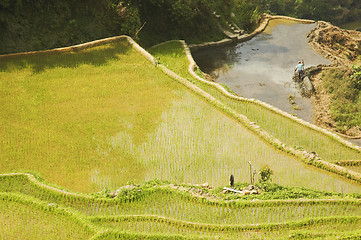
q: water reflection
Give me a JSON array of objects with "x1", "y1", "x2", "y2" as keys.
[{"x1": 192, "y1": 20, "x2": 332, "y2": 123}]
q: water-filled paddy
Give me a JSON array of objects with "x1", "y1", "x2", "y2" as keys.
[{"x1": 192, "y1": 19, "x2": 332, "y2": 123}]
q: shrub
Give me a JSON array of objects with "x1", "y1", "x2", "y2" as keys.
[
  {"x1": 351, "y1": 65, "x2": 361, "y2": 90},
  {"x1": 259, "y1": 165, "x2": 273, "y2": 182}
]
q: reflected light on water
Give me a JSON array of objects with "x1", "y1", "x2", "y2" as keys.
[{"x1": 192, "y1": 19, "x2": 332, "y2": 123}]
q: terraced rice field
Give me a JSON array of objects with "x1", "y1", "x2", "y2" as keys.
[
  {"x1": 2, "y1": 38, "x2": 360, "y2": 193},
  {"x1": 1, "y1": 176, "x2": 361, "y2": 239},
  {"x1": 0, "y1": 193, "x2": 95, "y2": 240},
  {"x1": 1, "y1": 33, "x2": 361, "y2": 239}
]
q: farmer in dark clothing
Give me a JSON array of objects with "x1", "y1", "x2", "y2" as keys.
[{"x1": 230, "y1": 174, "x2": 234, "y2": 188}]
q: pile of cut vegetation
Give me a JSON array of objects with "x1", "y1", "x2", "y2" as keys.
[{"x1": 308, "y1": 21, "x2": 361, "y2": 65}]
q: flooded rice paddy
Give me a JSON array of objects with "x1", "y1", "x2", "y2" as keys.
[{"x1": 192, "y1": 19, "x2": 332, "y2": 123}]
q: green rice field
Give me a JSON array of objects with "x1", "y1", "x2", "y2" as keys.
[
  {"x1": 2, "y1": 38, "x2": 360, "y2": 193},
  {"x1": 1, "y1": 32, "x2": 361, "y2": 239},
  {"x1": 0, "y1": 193, "x2": 95, "y2": 240},
  {"x1": 1, "y1": 177, "x2": 361, "y2": 239}
]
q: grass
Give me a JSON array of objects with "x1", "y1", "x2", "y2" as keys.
[{"x1": 321, "y1": 67, "x2": 361, "y2": 134}]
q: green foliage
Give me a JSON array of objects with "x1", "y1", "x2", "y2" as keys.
[
  {"x1": 322, "y1": 67, "x2": 361, "y2": 133},
  {"x1": 223, "y1": 182, "x2": 342, "y2": 200},
  {"x1": 119, "y1": 5, "x2": 141, "y2": 38},
  {"x1": 259, "y1": 165, "x2": 273, "y2": 182},
  {"x1": 125, "y1": 0, "x2": 226, "y2": 47},
  {"x1": 1, "y1": 0, "x2": 262, "y2": 53},
  {"x1": 253, "y1": 0, "x2": 361, "y2": 25},
  {"x1": 0, "y1": 0, "x2": 122, "y2": 54},
  {"x1": 351, "y1": 65, "x2": 361, "y2": 90},
  {"x1": 257, "y1": 182, "x2": 336, "y2": 199},
  {"x1": 232, "y1": 0, "x2": 260, "y2": 31}
]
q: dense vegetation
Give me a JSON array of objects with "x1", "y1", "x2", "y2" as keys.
[
  {"x1": 322, "y1": 66, "x2": 361, "y2": 134},
  {"x1": 120, "y1": 0, "x2": 260, "y2": 47},
  {"x1": 0, "y1": 0, "x2": 120, "y2": 54},
  {"x1": 253, "y1": 0, "x2": 361, "y2": 25},
  {"x1": 0, "y1": 0, "x2": 259, "y2": 54},
  {"x1": 2, "y1": 0, "x2": 360, "y2": 54}
]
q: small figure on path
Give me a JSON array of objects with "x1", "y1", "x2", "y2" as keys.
[
  {"x1": 294, "y1": 60, "x2": 304, "y2": 80},
  {"x1": 230, "y1": 174, "x2": 234, "y2": 188}
]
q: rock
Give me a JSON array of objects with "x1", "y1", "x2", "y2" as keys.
[
  {"x1": 241, "y1": 185, "x2": 261, "y2": 195},
  {"x1": 109, "y1": 191, "x2": 117, "y2": 198},
  {"x1": 120, "y1": 185, "x2": 136, "y2": 190},
  {"x1": 242, "y1": 190, "x2": 251, "y2": 195},
  {"x1": 201, "y1": 183, "x2": 209, "y2": 188},
  {"x1": 303, "y1": 76, "x2": 315, "y2": 92},
  {"x1": 293, "y1": 72, "x2": 315, "y2": 98},
  {"x1": 250, "y1": 190, "x2": 258, "y2": 195},
  {"x1": 244, "y1": 185, "x2": 256, "y2": 191}
]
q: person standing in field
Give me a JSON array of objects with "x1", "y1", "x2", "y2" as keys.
[
  {"x1": 230, "y1": 174, "x2": 234, "y2": 188},
  {"x1": 295, "y1": 60, "x2": 304, "y2": 79}
]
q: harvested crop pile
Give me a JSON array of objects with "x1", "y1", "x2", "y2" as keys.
[{"x1": 308, "y1": 21, "x2": 361, "y2": 65}]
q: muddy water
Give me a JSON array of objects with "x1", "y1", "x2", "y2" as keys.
[{"x1": 192, "y1": 19, "x2": 332, "y2": 123}]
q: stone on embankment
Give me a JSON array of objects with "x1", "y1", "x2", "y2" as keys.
[
  {"x1": 242, "y1": 190, "x2": 251, "y2": 195},
  {"x1": 302, "y1": 76, "x2": 314, "y2": 93}
]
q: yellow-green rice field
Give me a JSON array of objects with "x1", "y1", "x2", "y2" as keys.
[
  {"x1": 1, "y1": 35, "x2": 361, "y2": 239},
  {"x1": 1, "y1": 39, "x2": 361, "y2": 193}
]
